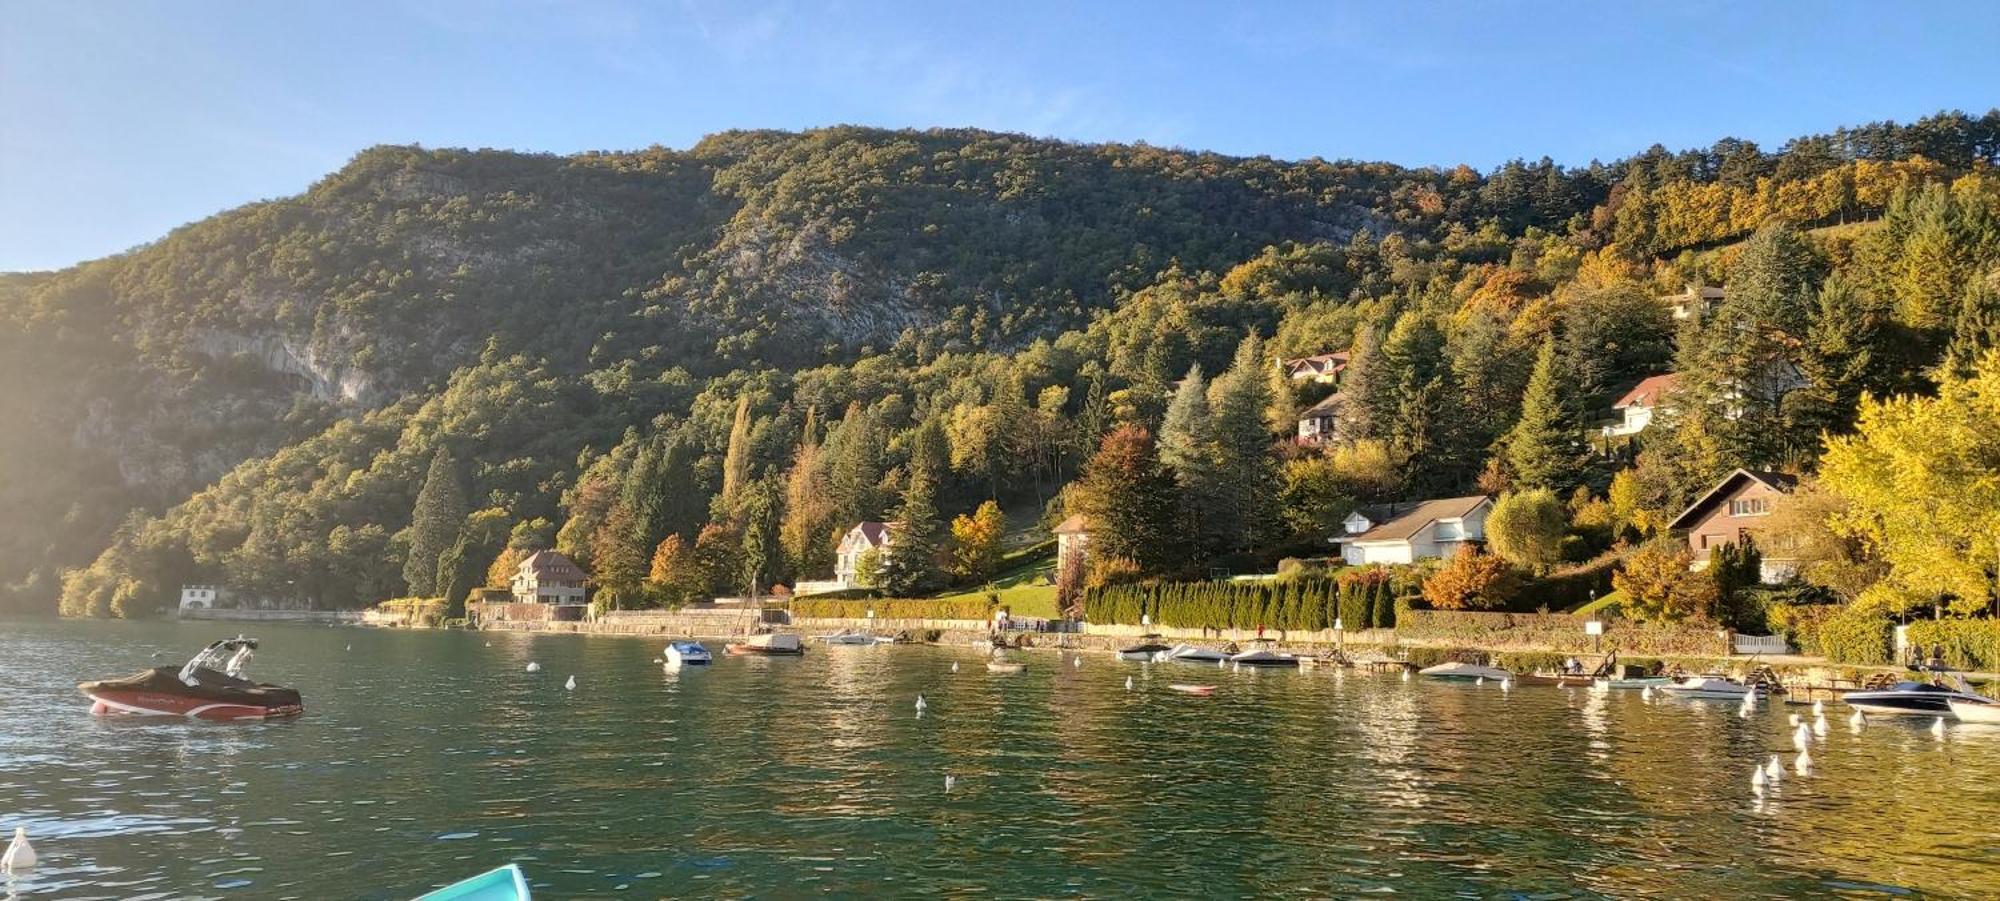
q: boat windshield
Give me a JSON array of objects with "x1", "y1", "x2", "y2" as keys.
[{"x1": 179, "y1": 637, "x2": 259, "y2": 685}]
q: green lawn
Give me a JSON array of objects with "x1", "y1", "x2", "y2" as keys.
[{"x1": 928, "y1": 549, "x2": 1060, "y2": 619}]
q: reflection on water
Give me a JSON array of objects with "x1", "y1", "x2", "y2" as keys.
[{"x1": 2, "y1": 619, "x2": 1997, "y2": 898}]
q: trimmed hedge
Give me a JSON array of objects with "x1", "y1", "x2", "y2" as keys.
[
  {"x1": 792, "y1": 596, "x2": 995, "y2": 621},
  {"x1": 1905, "y1": 618, "x2": 2000, "y2": 671},
  {"x1": 1082, "y1": 569, "x2": 1406, "y2": 631},
  {"x1": 1814, "y1": 608, "x2": 1893, "y2": 665}
]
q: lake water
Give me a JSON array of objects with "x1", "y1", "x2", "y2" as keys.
[{"x1": 1, "y1": 619, "x2": 1996, "y2": 899}]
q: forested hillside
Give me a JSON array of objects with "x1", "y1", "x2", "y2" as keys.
[{"x1": 12, "y1": 112, "x2": 2000, "y2": 620}]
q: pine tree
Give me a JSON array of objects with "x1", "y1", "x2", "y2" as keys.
[
  {"x1": 1942, "y1": 276, "x2": 2000, "y2": 379},
  {"x1": 1503, "y1": 338, "x2": 1586, "y2": 491},
  {"x1": 403, "y1": 448, "x2": 468, "y2": 598},
  {"x1": 878, "y1": 453, "x2": 945, "y2": 597},
  {"x1": 1339, "y1": 318, "x2": 1390, "y2": 441},
  {"x1": 1208, "y1": 334, "x2": 1281, "y2": 552}
]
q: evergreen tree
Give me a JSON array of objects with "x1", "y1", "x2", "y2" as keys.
[
  {"x1": 824, "y1": 402, "x2": 886, "y2": 526},
  {"x1": 1942, "y1": 276, "x2": 2000, "y2": 379},
  {"x1": 1208, "y1": 334, "x2": 1281, "y2": 552},
  {"x1": 1503, "y1": 338, "x2": 1587, "y2": 491},
  {"x1": 1788, "y1": 274, "x2": 1883, "y2": 449},
  {"x1": 1339, "y1": 318, "x2": 1391, "y2": 441},
  {"x1": 736, "y1": 478, "x2": 781, "y2": 597},
  {"x1": 1072, "y1": 425, "x2": 1178, "y2": 574},
  {"x1": 402, "y1": 448, "x2": 467, "y2": 598},
  {"x1": 878, "y1": 451, "x2": 945, "y2": 597},
  {"x1": 718, "y1": 395, "x2": 755, "y2": 516},
  {"x1": 591, "y1": 500, "x2": 648, "y2": 609}
]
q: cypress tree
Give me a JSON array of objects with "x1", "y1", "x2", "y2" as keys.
[{"x1": 403, "y1": 448, "x2": 468, "y2": 598}]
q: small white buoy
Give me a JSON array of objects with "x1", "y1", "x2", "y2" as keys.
[
  {"x1": 1795, "y1": 747, "x2": 1812, "y2": 775},
  {"x1": 1812, "y1": 716, "x2": 1827, "y2": 738},
  {"x1": 1792, "y1": 725, "x2": 1810, "y2": 752},
  {"x1": 1788, "y1": 713, "x2": 1802, "y2": 727},
  {"x1": 944, "y1": 774, "x2": 956, "y2": 793},
  {"x1": 1476, "y1": 677, "x2": 1486, "y2": 686},
  {"x1": 345, "y1": 644, "x2": 352, "y2": 652},
  {"x1": 565, "y1": 675, "x2": 577, "y2": 691},
  {"x1": 1849, "y1": 709, "x2": 1865, "y2": 731},
  {"x1": 2, "y1": 826, "x2": 35, "y2": 872},
  {"x1": 1932, "y1": 717, "x2": 1947, "y2": 740},
  {"x1": 525, "y1": 662, "x2": 541, "y2": 673},
  {"x1": 1073, "y1": 656, "x2": 1081, "y2": 670},
  {"x1": 1641, "y1": 686, "x2": 1655, "y2": 701},
  {"x1": 1400, "y1": 669, "x2": 1410, "y2": 682},
  {"x1": 1751, "y1": 766, "x2": 1767, "y2": 790},
  {"x1": 1217, "y1": 658, "x2": 1226, "y2": 669},
  {"x1": 1812, "y1": 699, "x2": 1825, "y2": 717},
  {"x1": 1124, "y1": 676, "x2": 1133, "y2": 691},
  {"x1": 915, "y1": 695, "x2": 927, "y2": 712},
  {"x1": 950, "y1": 661, "x2": 959, "y2": 673},
  {"x1": 1500, "y1": 678, "x2": 1511, "y2": 693},
  {"x1": 1765, "y1": 755, "x2": 1783, "y2": 783}
]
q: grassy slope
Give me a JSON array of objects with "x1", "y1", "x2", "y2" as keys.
[{"x1": 928, "y1": 539, "x2": 1060, "y2": 619}]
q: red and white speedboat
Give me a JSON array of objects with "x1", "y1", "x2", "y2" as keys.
[{"x1": 79, "y1": 637, "x2": 303, "y2": 720}]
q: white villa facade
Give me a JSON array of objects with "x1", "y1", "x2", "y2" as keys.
[
  {"x1": 512, "y1": 550, "x2": 588, "y2": 606},
  {"x1": 1333, "y1": 495, "x2": 1494, "y2": 566},
  {"x1": 796, "y1": 521, "x2": 895, "y2": 596}
]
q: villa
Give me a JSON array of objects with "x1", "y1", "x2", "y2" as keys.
[{"x1": 1333, "y1": 495, "x2": 1493, "y2": 566}]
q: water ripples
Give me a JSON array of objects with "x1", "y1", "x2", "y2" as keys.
[{"x1": 3, "y1": 620, "x2": 1998, "y2": 897}]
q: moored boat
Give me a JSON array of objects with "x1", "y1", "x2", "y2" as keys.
[
  {"x1": 725, "y1": 633, "x2": 805, "y2": 656},
  {"x1": 987, "y1": 659, "x2": 1026, "y2": 674},
  {"x1": 1594, "y1": 676, "x2": 1675, "y2": 690},
  {"x1": 1167, "y1": 683, "x2": 1217, "y2": 696},
  {"x1": 1229, "y1": 639, "x2": 1300, "y2": 668},
  {"x1": 78, "y1": 637, "x2": 303, "y2": 720},
  {"x1": 1418, "y1": 661, "x2": 1512, "y2": 682},
  {"x1": 1515, "y1": 672, "x2": 1597, "y2": 687},
  {"x1": 415, "y1": 863, "x2": 533, "y2": 900},
  {"x1": 1659, "y1": 675, "x2": 1762, "y2": 700},
  {"x1": 664, "y1": 640, "x2": 712, "y2": 666},
  {"x1": 1117, "y1": 635, "x2": 1174, "y2": 661},
  {"x1": 1844, "y1": 679, "x2": 1992, "y2": 717},
  {"x1": 818, "y1": 630, "x2": 876, "y2": 646},
  {"x1": 1165, "y1": 644, "x2": 1231, "y2": 664},
  {"x1": 1948, "y1": 697, "x2": 2000, "y2": 723}
]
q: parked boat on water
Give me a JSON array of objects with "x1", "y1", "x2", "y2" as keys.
[
  {"x1": 818, "y1": 630, "x2": 876, "y2": 646},
  {"x1": 1594, "y1": 676, "x2": 1675, "y2": 690},
  {"x1": 1418, "y1": 661, "x2": 1512, "y2": 682},
  {"x1": 1165, "y1": 644, "x2": 1231, "y2": 665},
  {"x1": 78, "y1": 636, "x2": 303, "y2": 720},
  {"x1": 1659, "y1": 675, "x2": 1762, "y2": 700},
  {"x1": 663, "y1": 640, "x2": 712, "y2": 666},
  {"x1": 1845, "y1": 678, "x2": 1992, "y2": 717},
  {"x1": 1168, "y1": 683, "x2": 1217, "y2": 696},
  {"x1": 1118, "y1": 635, "x2": 1174, "y2": 661},
  {"x1": 987, "y1": 659, "x2": 1026, "y2": 674},
  {"x1": 1948, "y1": 697, "x2": 2000, "y2": 723},
  {"x1": 415, "y1": 863, "x2": 532, "y2": 900},
  {"x1": 1230, "y1": 639, "x2": 1301, "y2": 668},
  {"x1": 725, "y1": 633, "x2": 805, "y2": 656}
]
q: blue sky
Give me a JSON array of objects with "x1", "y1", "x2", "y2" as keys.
[{"x1": 3, "y1": 1, "x2": 1996, "y2": 272}]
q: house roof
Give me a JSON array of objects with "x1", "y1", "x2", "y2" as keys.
[
  {"x1": 1300, "y1": 392, "x2": 1345, "y2": 418},
  {"x1": 1283, "y1": 352, "x2": 1350, "y2": 376},
  {"x1": 845, "y1": 521, "x2": 893, "y2": 547},
  {"x1": 1667, "y1": 468, "x2": 1800, "y2": 530},
  {"x1": 521, "y1": 550, "x2": 585, "y2": 579},
  {"x1": 1662, "y1": 286, "x2": 1726, "y2": 303},
  {"x1": 1053, "y1": 514, "x2": 1089, "y2": 535},
  {"x1": 1349, "y1": 495, "x2": 1492, "y2": 543},
  {"x1": 1613, "y1": 373, "x2": 1680, "y2": 409}
]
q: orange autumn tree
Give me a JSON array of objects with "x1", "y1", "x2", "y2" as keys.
[{"x1": 1421, "y1": 545, "x2": 1520, "y2": 611}]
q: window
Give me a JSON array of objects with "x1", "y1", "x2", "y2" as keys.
[{"x1": 1728, "y1": 497, "x2": 1770, "y2": 517}]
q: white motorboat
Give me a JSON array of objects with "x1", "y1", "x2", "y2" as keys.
[
  {"x1": 818, "y1": 630, "x2": 876, "y2": 646},
  {"x1": 1165, "y1": 644, "x2": 1231, "y2": 664},
  {"x1": 1229, "y1": 639, "x2": 1300, "y2": 668},
  {"x1": 1845, "y1": 678, "x2": 1993, "y2": 717},
  {"x1": 664, "y1": 640, "x2": 712, "y2": 666},
  {"x1": 1418, "y1": 661, "x2": 1512, "y2": 682},
  {"x1": 1118, "y1": 635, "x2": 1174, "y2": 661},
  {"x1": 1948, "y1": 697, "x2": 2000, "y2": 723},
  {"x1": 1593, "y1": 676, "x2": 1675, "y2": 690},
  {"x1": 1659, "y1": 675, "x2": 1762, "y2": 700}
]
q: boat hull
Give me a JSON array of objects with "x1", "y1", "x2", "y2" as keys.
[
  {"x1": 416, "y1": 863, "x2": 533, "y2": 901},
  {"x1": 82, "y1": 687, "x2": 302, "y2": 720},
  {"x1": 987, "y1": 661, "x2": 1025, "y2": 673},
  {"x1": 1595, "y1": 677, "x2": 1674, "y2": 690},
  {"x1": 725, "y1": 644, "x2": 804, "y2": 656},
  {"x1": 1949, "y1": 698, "x2": 2000, "y2": 723}
]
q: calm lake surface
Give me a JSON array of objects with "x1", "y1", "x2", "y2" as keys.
[{"x1": 2, "y1": 619, "x2": 1996, "y2": 899}]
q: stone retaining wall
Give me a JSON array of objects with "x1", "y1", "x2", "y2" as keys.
[{"x1": 177, "y1": 608, "x2": 363, "y2": 624}]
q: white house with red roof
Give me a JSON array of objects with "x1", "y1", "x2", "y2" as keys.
[
  {"x1": 1280, "y1": 352, "x2": 1350, "y2": 384},
  {"x1": 511, "y1": 550, "x2": 588, "y2": 607},
  {"x1": 1602, "y1": 373, "x2": 1680, "y2": 438}
]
